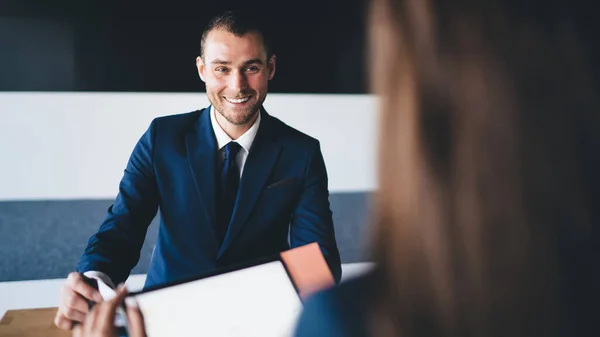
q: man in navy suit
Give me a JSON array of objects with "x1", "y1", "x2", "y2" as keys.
[{"x1": 55, "y1": 10, "x2": 341, "y2": 330}]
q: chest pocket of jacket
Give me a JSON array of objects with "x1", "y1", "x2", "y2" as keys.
[{"x1": 258, "y1": 180, "x2": 297, "y2": 218}]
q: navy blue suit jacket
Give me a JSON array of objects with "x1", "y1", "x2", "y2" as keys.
[{"x1": 77, "y1": 107, "x2": 342, "y2": 288}]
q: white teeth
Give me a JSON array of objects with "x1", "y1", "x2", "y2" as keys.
[{"x1": 225, "y1": 96, "x2": 250, "y2": 104}]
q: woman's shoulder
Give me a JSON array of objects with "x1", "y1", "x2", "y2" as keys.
[{"x1": 294, "y1": 272, "x2": 376, "y2": 337}]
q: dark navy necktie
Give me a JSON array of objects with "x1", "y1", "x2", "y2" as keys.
[{"x1": 217, "y1": 141, "x2": 242, "y2": 243}]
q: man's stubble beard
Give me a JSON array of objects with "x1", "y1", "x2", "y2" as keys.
[
  {"x1": 218, "y1": 105, "x2": 259, "y2": 126},
  {"x1": 209, "y1": 92, "x2": 264, "y2": 126}
]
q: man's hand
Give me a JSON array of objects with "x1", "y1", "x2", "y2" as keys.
[
  {"x1": 54, "y1": 272, "x2": 104, "y2": 330},
  {"x1": 72, "y1": 286, "x2": 147, "y2": 337}
]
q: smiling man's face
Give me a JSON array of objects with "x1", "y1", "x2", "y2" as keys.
[{"x1": 197, "y1": 29, "x2": 276, "y2": 126}]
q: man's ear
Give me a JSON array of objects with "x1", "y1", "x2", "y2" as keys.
[
  {"x1": 196, "y1": 56, "x2": 206, "y2": 82},
  {"x1": 268, "y1": 54, "x2": 276, "y2": 80}
]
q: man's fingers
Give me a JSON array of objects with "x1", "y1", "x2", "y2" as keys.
[
  {"x1": 61, "y1": 306, "x2": 87, "y2": 323},
  {"x1": 72, "y1": 323, "x2": 82, "y2": 337},
  {"x1": 64, "y1": 290, "x2": 89, "y2": 314},
  {"x1": 126, "y1": 303, "x2": 147, "y2": 337},
  {"x1": 67, "y1": 272, "x2": 103, "y2": 302},
  {"x1": 55, "y1": 286, "x2": 88, "y2": 330},
  {"x1": 53, "y1": 313, "x2": 73, "y2": 331}
]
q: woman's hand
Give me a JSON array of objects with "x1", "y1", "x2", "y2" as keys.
[{"x1": 72, "y1": 286, "x2": 146, "y2": 337}]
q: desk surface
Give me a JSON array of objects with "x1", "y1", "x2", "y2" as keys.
[{"x1": 0, "y1": 307, "x2": 69, "y2": 337}]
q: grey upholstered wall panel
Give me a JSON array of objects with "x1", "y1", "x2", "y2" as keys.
[{"x1": 0, "y1": 192, "x2": 372, "y2": 282}]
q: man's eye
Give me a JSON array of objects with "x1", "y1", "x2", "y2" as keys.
[
  {"x1": 246, "y1": 66, "x2": 260, "y2": 72},
  {"x1": 215, "y1": 67, "x2": 228, "y2": 72}
]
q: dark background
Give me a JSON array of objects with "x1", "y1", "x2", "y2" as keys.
[
  {"x1": 0, "y1": 0, "x2": 599, "y2": 93},
  {"x1": 2, "y1": 0, "x2": 597, "y2": 94},
  {"x1": 0, "y1": 0, "x2": 369, "y2": 93}
]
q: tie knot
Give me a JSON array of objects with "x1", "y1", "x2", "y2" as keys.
[{"x1": 223, "y1": 142, "x2": 242, "y2": 159}]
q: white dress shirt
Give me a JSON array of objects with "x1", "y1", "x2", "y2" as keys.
[
  {"x1": 210, "y1": 105, "x2": 261, "y2": 177},
  {"x1": 84, "y1": 107, "x2": 261, "y2": 292}
]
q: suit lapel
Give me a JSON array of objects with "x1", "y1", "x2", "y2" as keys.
[
  {"x1": 185, "y1": 107, "x2": 220, "y2": 245},
  {"x1": 218, "y1": 109, "x2": 282, "y2": 258}
]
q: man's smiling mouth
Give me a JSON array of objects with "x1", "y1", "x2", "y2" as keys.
[{"x1": 224, "y1": 96, "x2": 251, "y2": 104}]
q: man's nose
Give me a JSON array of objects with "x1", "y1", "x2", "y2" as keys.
[{"x1": 228, "y1": 71, "x2": 248, "y2": 90}]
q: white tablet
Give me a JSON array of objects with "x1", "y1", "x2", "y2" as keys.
[{"x1": 126, "y1": 259, "x2": 304, "y2": 337}]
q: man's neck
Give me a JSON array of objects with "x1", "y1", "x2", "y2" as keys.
[{"x1": 214, "y1": 110, "x2": 259, "y2": 140}]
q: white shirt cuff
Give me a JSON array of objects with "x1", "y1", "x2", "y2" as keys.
[{"x1": 83, "y1": 271, "x2": 117, "y2": 300}]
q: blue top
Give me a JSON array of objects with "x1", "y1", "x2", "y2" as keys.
[{"x1": 294, "y1": 273, "x2": 374, "y2": 337}]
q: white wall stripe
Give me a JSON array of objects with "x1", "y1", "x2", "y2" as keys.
[{"x1": 0, "y1": 93, "x2": 378, "y2": 201}]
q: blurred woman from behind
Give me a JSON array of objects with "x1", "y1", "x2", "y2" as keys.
[{"x1": 295, "y1": 0, "x2": 598, "y2": 336}]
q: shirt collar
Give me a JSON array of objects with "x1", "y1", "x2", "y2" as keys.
[{"x1": 209, "y1": 105, "x2": 261, "y2": 153}]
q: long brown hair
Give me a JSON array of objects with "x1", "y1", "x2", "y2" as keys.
[{"x1": 369, "y1": 0, "x2": 596, "y2": 336}]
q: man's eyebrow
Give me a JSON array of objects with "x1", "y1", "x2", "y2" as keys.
[
  {"x1": 209, "y1": 59, "x2": 264, "y2": 66},
  {"x1": 210, "y1": 59, "x2": 231, "y2": 65},
  {"x1": 242, "y1": 59, "x2": 264, "y2": 66}
]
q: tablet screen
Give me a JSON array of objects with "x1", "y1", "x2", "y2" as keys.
[{"x1": 129, "y1": 260, "x2": 303, "y2": 337}]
